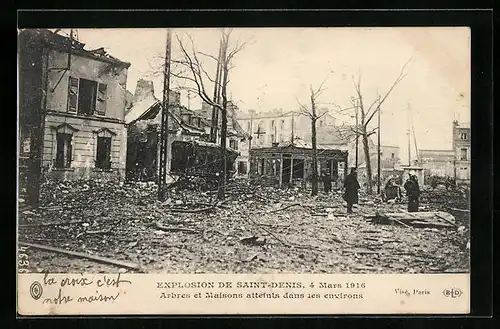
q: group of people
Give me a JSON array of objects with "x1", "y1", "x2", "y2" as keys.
[{"x1": 342, "y1": 168, "x2": 421, "y2": 214}]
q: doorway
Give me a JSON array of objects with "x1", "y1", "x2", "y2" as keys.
[{"x1": 282, "y1": 155, "x2": 292, "y2": 187}]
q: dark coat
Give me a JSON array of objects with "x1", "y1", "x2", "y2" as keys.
[
  {"x1": 404, "y1": 178, "x2": 420, "y2": 200},
  {"x1": 344, "y1": 173, "x2": 360, "y2": 204}
]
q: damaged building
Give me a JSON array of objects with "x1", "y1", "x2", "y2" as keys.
[
  {"x1": 125, "y1": 80, "x2": 246, "y2": 182},
  {"x1": 249, "y1": 140, "x2": 348, "y2": 189},
  {"x1": 192, "y1": 101, "x2": 251, "y2": 176},
  {"x1": 125, "y1": 80, "x2": 207, "y2": 181},
  {"x1": 18, "y1": 29, "x2": 131, "y2": 206}
]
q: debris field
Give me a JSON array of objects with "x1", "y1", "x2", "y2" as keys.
[{"x1": 18, "y1": 179, "x2": 470, "y2": 274}]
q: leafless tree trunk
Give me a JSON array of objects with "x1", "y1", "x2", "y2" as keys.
[
  {"x1": 172, "y1": 29, "x2": 248, "y2": 200},
  {"x1": 298, "y1": 81, "x2": 328, "y2": 197},
  {"x1": 346, "y1": 58, "x2": 412, "y2": 194}
]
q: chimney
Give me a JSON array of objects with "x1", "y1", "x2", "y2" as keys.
[{"x1": 133, "y1": 79, "x2": 155, "y2": 103}]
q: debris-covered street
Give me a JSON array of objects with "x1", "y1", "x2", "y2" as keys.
[{"x1": 18, "y1": 179, "x2": 470, "y2": 274}]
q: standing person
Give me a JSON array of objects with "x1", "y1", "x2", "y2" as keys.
[
  {"x1": 404, "y1": 174, "x2": 421, "y2": 212},
  {"x1": 322, "y1": 170, "x2": 332, "y2": 193},
  {"x1": 343, "y1": 168, "x2": 360, "y2": 214}
]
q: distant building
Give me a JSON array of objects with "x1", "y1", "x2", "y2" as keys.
[
  {"x1": 236, "y1": 109, "x2": 336, "y2": 148},
  {"x1": 452, "y1": 120, "x2": 471, "y2": 181},
  {"x1": 313, "y1": 124, "x2": 401, "y2": 185},
  {"x1": 19, "y1": 29, "x2": 131, "y2": 206},
  {"x1": 417, "y1": 120, "x2": 470, "y2": 182},
  {"x1": 418, "y1": 149, "x2": 455, "y2": 177}
]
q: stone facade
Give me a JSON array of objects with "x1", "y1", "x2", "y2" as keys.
[
  {"x1": 452, "y1": 121, "x2": 471, "y2": 181},
  {"x1": 18, "y1": 29, "x2": 131, "y2": 205},
  {"x1": 41, "y1": 41, "x2": 130, "y2": 182},
  {"x1": 418, "y1": 149, "x2": 455, "y2": 177},
  {"x1": 236, "y1": 109, "x2": 336, "y2": 148}
]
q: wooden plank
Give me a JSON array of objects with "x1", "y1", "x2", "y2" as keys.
[
  {"x1": 18, "y1": 241, "x2": 142, "y2": 271},
  {"x1": 434, "y1": 212, "x2": 457, "y2": 227},
  {"x1": 390, "y1": 217, "x2": 412, "y2": 228}
]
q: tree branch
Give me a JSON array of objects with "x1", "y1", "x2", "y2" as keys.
[
  {"x1": 378, "y1": 56, "x2": 412, "y2": 107},
  {"x1": 365, "y1": 106, "x2": 379, "y2": 126}
]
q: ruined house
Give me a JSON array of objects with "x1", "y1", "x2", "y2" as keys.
[
  {"x1": 18, "y1": 29, "x2": 131, "y2": 206},
  {"x1": 125, "y1": 80, "x2": 213, "y2": 181},
  {"x1": 249, "y1": 139, "x2": 348, "y2": 189},
  {"x1": 192, "y1": 101, "x2": 251, "y2": 176}
]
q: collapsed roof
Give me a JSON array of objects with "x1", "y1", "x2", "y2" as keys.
[{"x1": 19, "y1": 29, "x2": 131, "y2": 68}]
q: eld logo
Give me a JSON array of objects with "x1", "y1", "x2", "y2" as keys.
[
  {"x1": 30, "y1": 281, "x2": 43, "y2": 300},
  {"x1": 442, "y1": 287, "x2": 463, "y2": 298}
]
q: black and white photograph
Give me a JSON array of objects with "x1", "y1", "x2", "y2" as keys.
[{"x1": 17, "y1": 27, "x2": 471, "y2": 276}]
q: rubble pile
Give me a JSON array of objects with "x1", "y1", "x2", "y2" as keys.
[
  {"x1": 18, "y1": 179, "x2": 469, "y2": 274},
  {"x1": 420, "y1": 185, "x2": 470, "y2": 210}
]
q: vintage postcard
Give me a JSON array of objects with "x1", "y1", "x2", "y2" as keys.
[{"x1": 17, "y1": 27, "x2": 470, "y2": 315}]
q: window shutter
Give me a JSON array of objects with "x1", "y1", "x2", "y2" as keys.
[
  {"x1": 105, "y1": 137, "x2": 112, "y2": 168},
  {"x1": 69, "y1": 135, "x2": 74, "y2": 163},
  {"x1": 95, "y1": 83, "x2": 107, "y2": 115},
  {"x1": 68, "y1": 77, "x2": 79, "y2": 112}
]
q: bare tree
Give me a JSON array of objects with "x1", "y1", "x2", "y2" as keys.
[
  {"x1": 297, "y1": 80, "x2": 328, "y2": 196},
  {"x1": 171, "y1": 29, "x2": 248, "y2": 200},
  {"x1": 336, "y1": 58, "x2": 412, "y2": 194}
]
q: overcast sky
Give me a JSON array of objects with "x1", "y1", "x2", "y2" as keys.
[{"x1": 56, "y1": 27, "x2": 470, "y2": 157}]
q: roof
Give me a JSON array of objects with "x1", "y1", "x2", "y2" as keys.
[
  {"x1": 20, "y1": 29, "x2": 131, "y2": 68},
  {"x1": 125, "y1": 95, "x2": 160, "y2": 124},
  {"x1": 125, "y1": 96, "x2": 205, "y2": 135},
  {"x1": 174, "y1": 139, "x2": 239, "y2": 154},
  {"x1": 265, "y1": 139, "x2": 345, "y2": 151}
]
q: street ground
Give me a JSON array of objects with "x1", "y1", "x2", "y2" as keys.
[{"x1": 17, "y1": 179, "x2": 470, "y2": 274}]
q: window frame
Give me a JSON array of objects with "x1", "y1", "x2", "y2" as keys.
[
  {"x1": 460, "y1": 148, "x2": 468, "y2": 161},
  {"x1": 50, "y1": 123, "x2": 79, "y2": 169},
  {"x1": 55, "y1": 133, "x2": 73, "y2": 169},
  {"x1": 67, "y1": 76, "x2": 108, "y2": 116},
  {"x1": 93, "y1": 128, "x2": 116, "y2": 170},
  {"x1": 95, "y1": 136, "x2": 112, "y2": 170}
]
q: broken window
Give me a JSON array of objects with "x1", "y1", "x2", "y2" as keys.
[
  {"x1": 270, "y1": 134, "x2": 275, "y2": 143},
  {"x1": 68, "y1": 77, "x2": 79, "y2": 112},
  {"x1": 460, "y1": 148, "x2": 467, "y2": 161},
  {"x1": 55, "y1": 133, "x2": 72, "y2": 168},
  {"x1": 460, "y1": 132, "x2": 468, "y2": 140},
  {"x1": 95, "y1": 83, "x2": 107, "y2": 115},
  {"x1": 391, "y1": 153, "x2": 395, "y2": 159},
  {"x1": 68, "y1": 76, "x2": 107, "y2": 116},
  {"x1": 96, "y1": 136, "x2": 112, "y2": 169}
]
